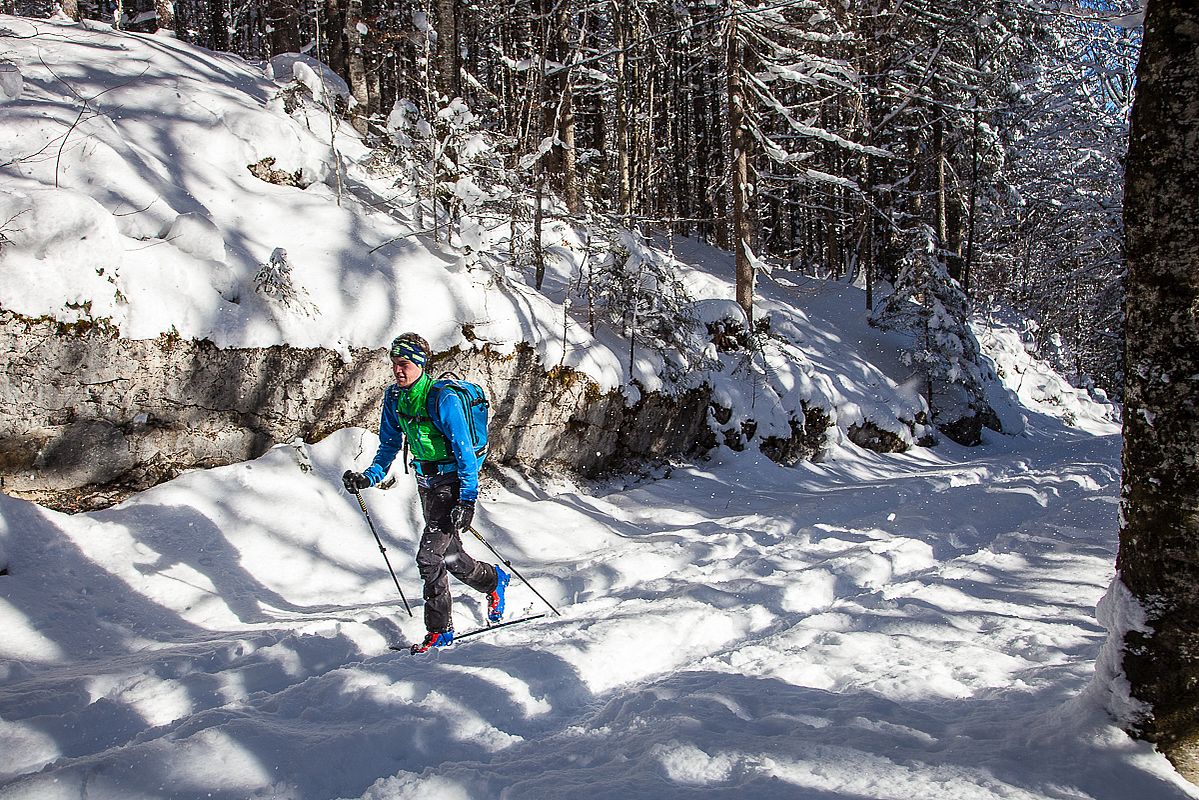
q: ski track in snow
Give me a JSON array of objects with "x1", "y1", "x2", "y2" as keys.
[{"x1": 1, "y1": 427, "x2": 1194, "y2": 800}]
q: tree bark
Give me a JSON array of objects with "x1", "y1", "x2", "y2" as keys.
[
  {"x1": 534, "y1": 173, "x2": 546, "y2": 290},
  {"x1": 614, "y1": 0, "x2": 633, "y2": 223},
  {"x1": 345, "y1": 0, "x2": 369, "y2": 134},
  {"x1": 266, "y1": 0, "x2": 300, "y2": 55},
  {"x1": 153, "y1": 0, "x2": 172, "y2": 31},
  {"x1": 558, "y1": 9, "x2": 581, "y2": 215},
  {"x1": 1116, "y1": 0, "x2": 1199, "y2": 783},
  {"x1": 727, "y1": 11, "x2": 753, "y2": 324},
  {"x1": 434, "y1": 0, "x2": 459, "y2": 100},
  {"x1": 210, "y1": 0, "x2": 229, "y2": 51},
  {"x1": 322, "y1": 1, "x2": 347, "y2": 81}
]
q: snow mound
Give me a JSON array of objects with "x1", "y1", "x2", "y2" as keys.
[
  {"x1": 164, "y1": 212, "x2": 226, "y2": 262},
  {"x1": 978, "y1": 321, "x2": 1121, "y2": 436},
  {"x1": 268, "y1": 52, "x2": 352, "y2": 101},
  {"x1": 0, "y1": 61, "x2": 21, "y2": 102},
  {"x1": 0, "y1": 16, "x2": 632, "y2": 383},
  {"x1": 0, "y1": 186, "x2": 127, "y2": 323}
]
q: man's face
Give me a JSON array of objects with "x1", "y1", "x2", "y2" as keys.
[{"x1": 392, "y1": 356, "x2": 423, "y2": 389}]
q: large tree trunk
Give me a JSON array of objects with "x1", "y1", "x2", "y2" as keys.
[
  {"x1": 1116, "y1": 0, "x2": 1199, "y2": 783},
  {"x1": 727, "y1": 12, "x2": 753, "y2": 324}
]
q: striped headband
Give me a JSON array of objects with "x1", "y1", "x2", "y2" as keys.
[{"x1": 389, "y1": 337, "x2": 428, "y2": 367}]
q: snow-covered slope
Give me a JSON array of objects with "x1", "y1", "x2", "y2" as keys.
[
  {"x1": 1, "y1": 13, "x2": 1117, "y2": 451},
  {"x1": 0, "y1": 16, "x2": 568, "y2": 369}
]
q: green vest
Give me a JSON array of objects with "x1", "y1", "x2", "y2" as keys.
[{"x1": 395, "y1": 373, "x2": 450, "y2": 462}]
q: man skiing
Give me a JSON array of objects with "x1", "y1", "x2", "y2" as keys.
[{"x1": 343, "y1": 332, "x2": 509, "y2": 654}]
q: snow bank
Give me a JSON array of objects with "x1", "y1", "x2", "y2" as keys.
[
  {"x1": 268, "y1": 52, "x2": 352, "y2": 102},
  {"x1": 164, "y1": 212, "x2": 227, "y2": 263},
  {"x1": 0, "y1": 186, "x2": 127, "y2": 323},
  {"x1": 0, "y1": 16, "x2": 641, "y2": 390},
  {"x1": 1092, "y1": 577, "x2": 1153, "y2": 727},
  {"x1": 978, "y1": 321, "x2": 1121, "y2": 436}
]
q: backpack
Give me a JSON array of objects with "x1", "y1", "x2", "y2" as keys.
[
  {"x1": 428, "y1": 378, "x2": 490, "y2": 458},
  {"x1": 397, "y1": 375, "x2": 490, "y2": 470}
]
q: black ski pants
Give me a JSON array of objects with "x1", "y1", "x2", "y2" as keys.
[{"x1": 415, "y1": 475, "x2": 497, "y2": 633}]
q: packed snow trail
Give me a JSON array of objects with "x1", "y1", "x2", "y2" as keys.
[{"x1": 0, "y1": 425, "x2": 1195, "y2": 800}]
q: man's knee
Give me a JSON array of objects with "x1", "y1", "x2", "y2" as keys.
[{"x1": 416, "y1": 525, "x2": 448, "y2": 579}]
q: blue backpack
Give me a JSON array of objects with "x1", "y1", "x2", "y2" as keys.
[{"x1": 428, "y1": 378, "x2": 490, "y2": 458}]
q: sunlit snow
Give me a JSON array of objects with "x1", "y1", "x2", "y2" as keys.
[{"x1": 0, "y1": 14, "x2": 1188, "y2": 800}]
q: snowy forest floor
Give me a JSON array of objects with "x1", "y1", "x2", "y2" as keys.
[{"x1": 2, "y1": 420, "x2": 1197, "y2": 799}]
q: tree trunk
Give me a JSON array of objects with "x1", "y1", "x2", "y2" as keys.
[
  {"x1": 534, "y1": 173, "x2": 546, "y2": 290},
  {"x1": 549, "y1": 0, "x2": 580, "y2": 213},
  {"x1": 560, "y1": 61, "x2": 580, "y2": 214},
  {"x1": 152, "y1": 0, "x2": 172, "y2": 31},
  {"x1": 1116, "y1": 0, "x2": 1199, "y2": 783},
  {"x1": 614, "y1": 1, "x2": 632, "y2": 223},
  {"x1": 266, "y1": 0, "x2": 299, "y2": 55},
  {"x1": 434, "y1": 0, "x2": 459, "y2": 100},
  {"x1": 727, "y1": 11, "x2": 753, "y2": 324},
  {"x1": 323, "y1": 1, "x2": 347, "y2": 83},
  {"x1": 964, "y1": 96, "x2": 980, "y2": 296},
  {"x1": 934, "y1": 114, "x2": 957, "y2": 281},
  {"x1": 345, "y1": 0, "x2": 369, "y2": 134},
  {"x1": 367, "y1": 48, "x2": 382, "y2": 120},
  {"x1": 210, "y1": 0, "x2": 229, "y2": 51}
]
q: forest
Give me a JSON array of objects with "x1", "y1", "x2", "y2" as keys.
[{"x1": 11, "y1": 0, "x2": 1138, "y2": 400}]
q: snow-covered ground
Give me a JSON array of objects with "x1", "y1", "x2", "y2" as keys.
[
  {"x1": 2, "y1": 14, "x2": 1190, "y2": 800},
  {"x1": 1, "y1": 413, "x2": 1193, "y2": 800}
]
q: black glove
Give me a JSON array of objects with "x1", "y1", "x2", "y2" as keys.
[
  {"x1": 450, "y1": 501, "x2": 475, "y2": 532},
  {"x1": 342, "y1": 470, "x2": 371, "y2": 493}
]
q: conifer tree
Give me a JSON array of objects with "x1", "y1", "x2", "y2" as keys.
[{"x1": 871, "y1": 225, "x2": 988, "y2": 438}]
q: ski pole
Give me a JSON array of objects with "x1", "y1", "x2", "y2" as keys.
[
  {"x1": 353, "y1": 489, "x2": 413, "y2": 617},
  {"x1": 467, "y1": 525, "x2": 562, "y2": 616}
]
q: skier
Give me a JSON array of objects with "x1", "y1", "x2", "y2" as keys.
[{"x1": 343, "y1": 332, "x2": 509, "y2": 654}]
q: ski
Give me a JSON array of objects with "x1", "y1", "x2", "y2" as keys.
[{"x1": 388, "y1": 613, "x2": 547, "y2": 653}]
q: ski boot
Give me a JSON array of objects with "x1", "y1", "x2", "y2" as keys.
[
  {"x1": 487, "y1": 567, "x2": 510, "y2": 623},
  {"x1": 410, "y1": 629, "x2": 454, "y2": 654}
]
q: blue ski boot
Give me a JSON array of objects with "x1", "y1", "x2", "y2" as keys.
[
  {"x1": 410, "y1": 629, "x2": 454, "y2": 654},
  {"x1": 487, "y1": 567, "x2": 510, "y2": 623}
]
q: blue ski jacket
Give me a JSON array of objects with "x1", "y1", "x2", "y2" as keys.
[{"x1": 363, "y1": 382, "x2": 484, "y2": 502}]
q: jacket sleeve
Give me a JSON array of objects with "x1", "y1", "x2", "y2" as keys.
[
  {"x1": 433, "y1": 388, "x2": 483, "y2": 503},
  {"x1": 364, "y1": 387, "x2": 404, "y2": 485}
]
